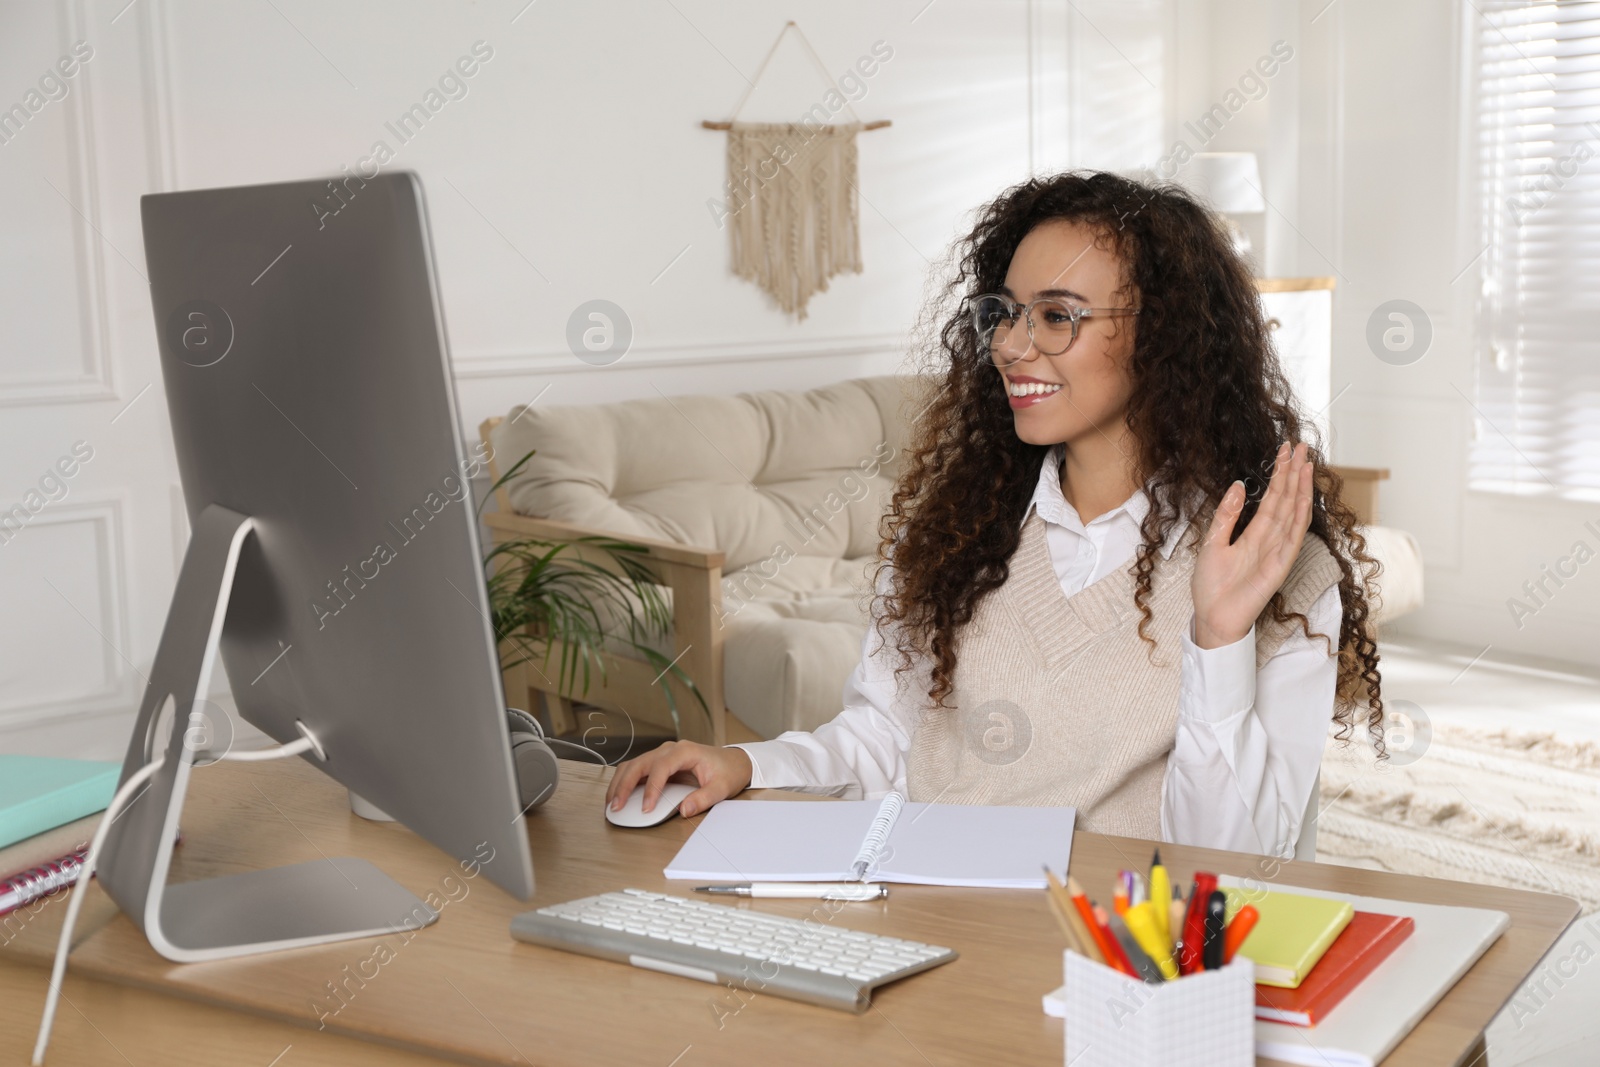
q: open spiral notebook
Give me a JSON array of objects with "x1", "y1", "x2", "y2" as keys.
[{"x1": 663, "y1": 792, "x2": 1078, "y2": 888}]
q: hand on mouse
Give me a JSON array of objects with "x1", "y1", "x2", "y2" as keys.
[{"x1": 605, "y1": 741, "x2": 753, "y2": 819}]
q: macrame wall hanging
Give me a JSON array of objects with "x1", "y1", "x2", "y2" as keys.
[{"x1": 702, "y1": 21, "x2": 890, "y2": 320}]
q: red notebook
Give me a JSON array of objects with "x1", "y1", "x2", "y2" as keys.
[{"x1": 1254, "y1": 911, "x2": 1415, "y2": 1026}]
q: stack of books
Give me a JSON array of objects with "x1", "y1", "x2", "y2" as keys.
[
  {"x1": 1221, "y1": 886, "x2": 1415, "y2": 1026},
  {"x1": 1218, "y1": 878, "x2": 1511, "y2": 1067},
  {"x1": 0, "y1": 756, "x2": 120, "y2": 924}
]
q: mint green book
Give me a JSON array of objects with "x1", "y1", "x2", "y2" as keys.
[{"x1": 0, "y1": 756, "x2": 121, "y2": 851}]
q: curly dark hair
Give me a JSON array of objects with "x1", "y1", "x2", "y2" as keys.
[{"x1": 874, "y1": 170, "x2": 1384, "y2": 752}]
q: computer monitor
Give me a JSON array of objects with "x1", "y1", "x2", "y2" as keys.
[{"x1": 96, "y1": 171, "x2": 534, "y2": 962}]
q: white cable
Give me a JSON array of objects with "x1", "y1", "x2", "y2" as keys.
[
  {"x1": 32, "y1": 730, "x2": 323, "y2": 1065},
  {"x1": 215, "y1": 735, "x2": 317, "y2": 762},
  {"x1": 32, "y1": 754, "x2": 165, "y2": 1066}
]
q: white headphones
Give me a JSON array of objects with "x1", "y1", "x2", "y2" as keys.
[{"x1": 505, "y1": 707, "x2": 561, "y2": 813}]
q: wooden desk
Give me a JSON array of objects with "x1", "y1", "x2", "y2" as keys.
[{"x1": 0, "y1": 756, "x2": 1578, "y2": 1067}]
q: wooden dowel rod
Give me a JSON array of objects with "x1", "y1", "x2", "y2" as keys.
[{"x1": 700, "y1": 119, "x2": 891, "y2": 131}]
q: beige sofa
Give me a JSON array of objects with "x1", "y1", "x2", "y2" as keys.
[
  {"x1": 484, "y1": 376, "x2": 915, "y2": 744},
  {"x1": 483, "y1": 375, "x2": 1423, "y2": 745}
]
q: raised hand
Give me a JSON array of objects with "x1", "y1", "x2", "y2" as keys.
[{"x1": 1190, "y1": 442, "x2": 1315, "y2": 650}]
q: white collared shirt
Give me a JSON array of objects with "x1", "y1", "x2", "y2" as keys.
[{"x1": 730, "y1": 446, "x2": 1342, "y2": 858}]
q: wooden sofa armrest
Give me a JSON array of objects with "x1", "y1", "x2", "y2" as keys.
[
  {"x1": 482, "y1": 511, "x2": 725, "y2": 571},
  {"x1": 1328, "y1": 465, "x2": 1389, "y2": 526}
]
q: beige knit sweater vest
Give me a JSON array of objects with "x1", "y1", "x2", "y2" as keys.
[{"x1": 904, "y1": 511, "x2": 1345, "y2": 838}]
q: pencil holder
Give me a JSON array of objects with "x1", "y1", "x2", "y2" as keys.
[{"x1": 1063, "y1": 952, "x2": 1255, "y2": 1067}]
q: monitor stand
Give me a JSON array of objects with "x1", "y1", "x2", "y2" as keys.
[{"x1": 96, "y1": 504, "x2": 437, "y2": 963}]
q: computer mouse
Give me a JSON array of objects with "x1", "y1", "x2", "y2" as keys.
[{"x1": 605, "y1": 777, "x2": 698, "y2": 828}]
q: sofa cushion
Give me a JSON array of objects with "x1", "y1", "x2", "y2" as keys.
[
  {"x1": 721, "y1": 553, "x2": 875, "y2": 620},
  {"x1": 720, "y1": 555, "x2": 876, "y2": 738},
  {"x1": 1359, "y1": 524, "x2": 1424, "y2": 624},
  {"x1": 723, "y1": 616, "x2": 868, "y2": 739},
  {"x1": 490, "y1": 376, "x2": 917, "y2": 573},
  {"x1": 560, "y1": 554, "x2": 874, "y2": 737}
]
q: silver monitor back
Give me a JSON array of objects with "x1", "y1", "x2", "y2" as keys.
[{"x1": 98, "y1": 172, "x2": 533, "y2": 959}]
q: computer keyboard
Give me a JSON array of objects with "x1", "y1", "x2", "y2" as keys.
[{"x1": 510, "y1": 888, "x2": 957, "y2": 1012}]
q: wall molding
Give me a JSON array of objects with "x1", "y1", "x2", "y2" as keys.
[
  {"x1": 451, "y1": 331, "x2": 908, "y2": 380},
  {"x1": 0, "y1": 695, "x2": 138, "y2": 738},
  {"x1": 0, "y1": 0, "x2": 118, "y2": 409},
  {"x1": 0, "y1": 495, "x2": 137, "y2": 728},
  {"x1": 139, "y1": 0, "x2": 178, "y2": 193}
]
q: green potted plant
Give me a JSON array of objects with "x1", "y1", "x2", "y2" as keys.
[{"x1": 479, "y1": 450, "x2": 708, "y2": 748}]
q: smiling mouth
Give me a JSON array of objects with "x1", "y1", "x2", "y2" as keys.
[{"x1": 1006, "y1": 380, "x2": 1063, "y2": 397}]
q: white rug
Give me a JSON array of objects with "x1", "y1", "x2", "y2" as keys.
[{"x1": 1316, "y1": 725, "x2": 1600, "y2": 913}]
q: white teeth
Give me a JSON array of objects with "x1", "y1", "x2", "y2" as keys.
[{"x1": 1008, "y1": 381, "x2": 1063, "y2": 397}]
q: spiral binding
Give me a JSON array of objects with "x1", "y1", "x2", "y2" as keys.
[
  {"x1": 0, "y1": 847, "x2": 89, "y2": 915},
  {"x1": 851, "y1": 791, "x2": 905, "y2": 879}
]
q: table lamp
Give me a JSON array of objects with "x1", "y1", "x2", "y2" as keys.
[{"x1": 1181, "y1": 152, "x2": 1265, "y2": 258}]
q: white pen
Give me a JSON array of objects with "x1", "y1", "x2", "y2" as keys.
[{"x1": 694, "y1": 882, "x2": 888, "y2": 901}]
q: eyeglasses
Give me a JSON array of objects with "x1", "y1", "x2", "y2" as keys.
[{"x1": 969, "y1": 292, "x2": 1139, "y2": 365}]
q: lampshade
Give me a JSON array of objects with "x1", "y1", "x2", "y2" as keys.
[{"x1": 1182, "y1": 152, "x2": 1265, "y2": 214}]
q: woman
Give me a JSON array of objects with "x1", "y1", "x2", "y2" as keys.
[{"x1": 605, "y1": 171, "x2": 1383, "y2": 857}]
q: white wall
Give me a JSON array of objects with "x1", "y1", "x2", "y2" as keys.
[
  {"x1": 0, "y1": 0, "x2": 1074, "y2": 757},
  {"x1": 1299, "y1": 0, "x2": 1600, "y2": 668},
  {"x1": 1199, "y1": 0, "x2": 1600, "y2": 669},
  {"x1": 11, "y1": 0, "x2": 1587, "y2": 761},
  {"x1": 1, "y1": 0, "x2": 171, "y2": 759}
]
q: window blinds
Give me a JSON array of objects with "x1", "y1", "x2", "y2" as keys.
[{"x1": 1473, "y1": 1, "x2": 1600, "y2": 500}]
